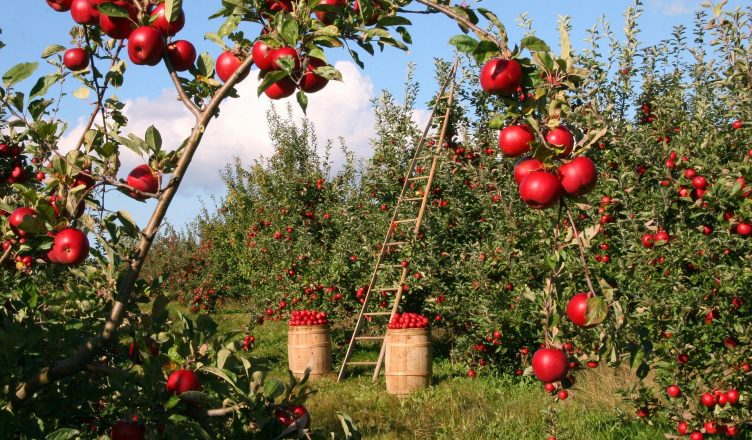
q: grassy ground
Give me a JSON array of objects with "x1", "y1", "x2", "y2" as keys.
[{"x1": 203, "y1": 305, "x2": 668, "y2": 439}]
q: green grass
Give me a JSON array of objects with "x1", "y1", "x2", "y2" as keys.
[{"x1": 204, "y1": 305, "x2": 668, "y2": 440}]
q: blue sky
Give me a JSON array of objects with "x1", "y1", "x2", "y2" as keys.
[{"x1": 1, "y1": 1, "x2": 745, "y2": 230}]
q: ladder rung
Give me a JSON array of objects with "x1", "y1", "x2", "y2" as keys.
[
  {"x1": 374, "y1": 287, "x2": 398, "y2": 291},
  {"x1": 364, "y1": 312, "x2": 392, "y2": 316},
  {"x1": 385, "y1": 241, "x2": 405, "y2": 246},
  {"x1": 400, "y1": 197, "x2": 423, "y2": 202},
  {"x1": 408, "y1": 176, "x2": 429, "y2": 181},
  {"x1": 347, "y1": 361, "x2": 378, "y2": 366},
  {"x1": 394, "y1": 218, "x2": 417, "y2": 224},
  {"x1": 416, "y1": 155, "x2": 435, "y2": 161},
  {"x1": 355, "y1": 336, "x2": 385, "y2": 341}
]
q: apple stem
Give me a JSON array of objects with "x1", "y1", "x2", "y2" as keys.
[{"x1": 565, "y1": 206, "x2": 597, "y2": 297}]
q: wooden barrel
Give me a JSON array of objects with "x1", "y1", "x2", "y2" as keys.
[
  {"x1": 287, "y1": 325, "x2": 332, "y2": 380},
  {"x1": 385, "y1": 327, "x2": 432, "y2": 395}
]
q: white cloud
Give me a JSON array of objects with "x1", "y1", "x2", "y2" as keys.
[
  {"x1": 62, "y1": 61, "x2": 378, "y2": 195},
  {"x1": 652, "y1": 0, "x2": 692, "y2": 16}
]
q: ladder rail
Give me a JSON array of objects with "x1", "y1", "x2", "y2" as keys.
[{"x1": 337, "y1": 60, "x2": 460, "y2": 383}]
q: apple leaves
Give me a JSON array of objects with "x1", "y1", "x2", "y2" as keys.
[{"x1": 3, "y1": 62, "x2": 38, "y2": 88}]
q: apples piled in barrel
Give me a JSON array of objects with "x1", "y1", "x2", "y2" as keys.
[
  {"x1": 288, "y1": 309, "x2": 329, "y2": 326},
  {"x1": 388, "y1": 312, "x2": 429, "y2": 329},
  {"x1": 479, "y1": 57, "x2": 598, "y2": 209}
]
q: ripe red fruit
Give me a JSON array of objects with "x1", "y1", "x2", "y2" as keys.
[
  {"x1": 736, "y1": 222, "x2": 752, "y2": 236},
  {"x1": 700, "y1": 392, "x2": 716, "y2": 408},
  {"x1": 666, "y1": 385, "x2": 681, "y2": 398},
  {"x1": 126, "y1": 164, "x2": 159, "y2": 199},
  {"x1": 252, "y1": 40, "x2": 275, "y2": 71},
  {"x1": 677, "y1": 421, "x2": 688, "y2": 435},
  {"x1": 566, "y1": 293, "x2": 596, "y2": 327},
  {"x1": 300, "y1": 58, "x2": 329, "y2": 93},
  {"x1": 557, "y1": 390, "x2": 569, "y2": 400},
  {"x1": 52, "y1": 228, "x2": 90, "y2": 265},
  {"x1": 216, "y1": 51, "x2": 249, "y2": 83},
  {"x1": 726, "y1": 389, "x2": 740, "y2": 405},
  {"x1": 676, "y1": 353, "x2": 689, "y2": 364},
  {"x1": 63, "y1": 48, "x2": 89, "y2": 71},
  {"x1": 586, "y1": 361, "x2": 599, "y2": 368},
  {"x1": 635, "y1": 408, "x2": 648, "y2": 418},
  {"x1": 654, "y1": 230, "x2": 670, "y2": 244},
  {"x1": 544, "y1": 382, "x2": 556, "y2": 393},
  {"x1": 150, "y1": 3, "x2": 185, "y2": 36},
  {"x1": 545, "y1": 126, "x2": 575, "y2": 156},
  {"x1": 47, "y1": 0, "x2": 73, "y2": 12},
  {"x1": 314, "y1": 0, "x2": 348, "y2": 24},
  {"x1": 499, "y1": 125, "x2": 534, "y2": 157},
  {"x1": 704, "y1": 421, "x2": 717, "y2": 435},
  {"x1": 127, "y1": 26, "x2": 166, "y2": 66},
  {"x1": 467, "y1": 369, "x2": 477, "y2": 378},
  {"x1": 519, "y1": 171, "x2": 562, "y2": 209},
  {"x1": 70, "y1": 0, "x2": 100, "y2": 25},
  {"x1": 531, "y1": 348, "x2": 568, "y2": 383},
  {"x1": 111, "y1": 419, "x2": 145, "y2": 440},
  {"x1": 731, "y1": 119, "x2": 743, "y2": 130},
  {"x1": 99, "y1": 1, "x2": 137, "y2": 39},
  {"x1": 558, "y1": 156, "x2": 597, "y2": 197},
  {"x1": 641, "y1": 233, "x2": 655, "y2": 248},
  {"x1": 513, "y1": 158, "x2": 544, "y2": 185},
  {"x1": 479, "y1": 58, "x2": 523, "y2": 95},
  {"x1": 689, "y1": 432, "x2": 703, "y2": 440},
  {"x1": 265, "y1": 0, "x2": 293, "y2": 12},
  {"x1": 268, "y1": 46, "x2": 300, "y2": 71},
  {"x1": 9, "y1": 207, "x2": 39, "y2": 237},
  {"x1": 264, "y1": 77, "x2": 297, "y2": 100},
  {"x1": 691, "y1": 176, "x2": 707, "y2": 190},
  {"x1": 275, "y1": 405, "x2": 310, "y2": 429},
  {"x1": 167, "y1": 40, "x2": 196, "y2": 72},
  {"x1": 166, "y1": 369, "x2": 201, "y2": 395}
]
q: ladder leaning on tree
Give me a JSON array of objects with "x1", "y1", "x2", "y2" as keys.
[{"x1": 337, "y1": 60, "x2": 460, "y2": 383}]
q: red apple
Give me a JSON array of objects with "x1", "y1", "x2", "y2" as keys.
[
  {"x1": 167, "y1": 40, "x2": 196, "y2": 72},
  {"x1": 127, "y1": 26, "x2": 166, "y2": 66},
  {"x1": 150, "y1": 2, "x2": 185, "y2": 36},
  {"x1": 52, "y1": 227, "x2": 90, "y2": 265},
  {"x1": 275, "y1": 404, "x2": 310, "y2": 429},
  {"x1": 731, "y1": 119, "x2": 743, "y2": 130},
  {"x1": 531, "y1": 348, "x2": 568, "y2": 383},
  {"x1": 63, "y1": 48, "x2": 89, "y2": 71},
  {"x1": 268, "y1": 46, "x2": 300, "y2": 71},
  {"x1": 265, "y1": 77, "x2": 297, "y2": 100},
  {"x1": 545, "y1": 126, "x2": 575, "y2": 156},
  {"x1": 111, "y1": 419, "x2": 145, "y2": 440},
  {"x1": 314, "y1": 0, "x2": 347, "y2": 24},
  {"x1": 252, "y1": 40, "x2": 275, "y2": 71},
  {"x1": 726, "y1": 389, "x2": 740, "y2": 405},
  {"x1": 126, "y1": 164, "x2": 159, "y2": 199},
  {"x1": 514, "y1": 158, "x2": 545, "y2": 185},
  {"x1": 8, "y1": 207, "x2": 40, "y2": 237},
  {"x1": 499, "y1": 124, "x2": 535, "y2": 157},
  {"x1": 216, "y1": 51, "x2": 249, "y2": 82},
  {"x1": 736, "y1": 222, "x2": 751, "y2": 236},
  {"x1": 667, "y1": 385, "x2": 681, "y2": 398},
  {"x1": 519, "y1": 171, "x2": 562, "y2": 209},
  {"x1": 701, "y1": 392, "x2": 716, "y2": 408},
  {"x1": 566, "y1": 292, "x2": 596, "y2": 327},
  {"x1": 558, "y1": 156, "x2": 597, "y2": 197},
  {"x1": 70, "y1": 0, "x2": 100, "y2": 25},
  {"x1": 166, "y1": 369, "x2": 201, "y2": 395},
  {"x1": 300, "y1": 57, "x2": 329, "y2": 93},
  {"x1": 677, "y1": 421, "x2": 688, "y2": 435},
  {"x1": 99, "y1": 1, "x2": 137, "y2": 39},
  {"x1": 47, "y1": 0, "x2": 73, "y2": 12},
  {"x1": 265, "y1": 0, "x2": 293, "y2": 12},
  {"x1": 479, "y1": 58, "x2": 523, "y2": 95}
]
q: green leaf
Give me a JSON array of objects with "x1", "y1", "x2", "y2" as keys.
[
  {"x1": 164, "y1": 0, "x2": 183, "y2": 24},
  {"x1": 448, "y1": 35, "x2": 478, "y2": 54},
  {"x1": 41, "y1": 44, "x2": 66, "y2": 58},
  {"x1": 586, "y1": 296, "x2": 608, "y2": 326},
  {"x1": 3, "y1": 62, "x2": 38, "y2": 87},
  {"x1": 376, "y1": 16, "x2": 411, "y2": 27},
  {"x1": 279, "y1": 16, "x2": 300, "y2": 47},
  {"x1": 117, "y1": 210, "x2": 141, "y2": 236},
  {"x1": 97, "y1": 2, "x2": 130, "y2": 17},
  {"x1": 257, "y1": 71, "x2": 288, "y2": 96},
  {"x1": 296, "y1": 90, "x2": 308, "y2": 114},
  {"x1": 145, "y1": 125, "x2": 162, "y2": 153},
  {"x1": 521, "y1": 36, "x2": 551, "y2": 53},
  {"x1": 336, "y1": 412, "x2": 362, "y2": 440},
  {"x1": 263, "y1": 379, "x2": 285, "y2": 399},
  {"x1": 30, "y1": 74, "x2": 60, "y2": 99},
  {"x1": 217, "y1": 348, "x2": 231, "y2": 369},
  {"x1": 201, "y1": 366, "x2": 245, "y2": 395},
  {"x1": 45, "y1": 428, "x2": 80, "y2": 440}
]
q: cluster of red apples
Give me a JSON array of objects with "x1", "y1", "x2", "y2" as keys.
[
  {"x1": 48, "y1": 0, "x2": 336, "y2": 100},
  {"x1": 480, "y1": 58, "x2": 598, "y2": 209},
  {"x1": 388, "y1": 312, "x2": 430, "y2": 329},
  {"x1": 288, "y1": 309, "x2": 329, "y2": 326}
]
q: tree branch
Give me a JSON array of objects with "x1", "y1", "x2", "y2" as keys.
[
  {"x1": 10, "y1": 56, "x2": 257, "y2": 406},
  {"x1": 163, "y1": 53, "x2": 202, "y2": 118},
  {"x1": 0, "y1": 245, "x2": 12, "y2": 267},
  {"x1": 414, "y1": 0, "x2": 509, "y2": 57}
]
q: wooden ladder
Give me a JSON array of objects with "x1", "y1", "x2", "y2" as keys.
[{"x1": 337, "y1": 60, "x2": 460, "y2": 383}]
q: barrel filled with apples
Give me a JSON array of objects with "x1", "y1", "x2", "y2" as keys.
[
  {"x1": 385, "y1": 313, "x2": 432, "y2": 395},
  {"x1": 287, "y1": 310, "x2": 332, "y2": 379}
]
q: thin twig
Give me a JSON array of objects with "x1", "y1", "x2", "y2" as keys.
[
  {"x1": 0, "y1": 246, "x2": 12, "y2": 267},
  {"x1": 163, "y1": 53, "x2": 202, "y2": 118},
  {"x1": 565, "y1": 206, "x2": 597, "y2": 297}
]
